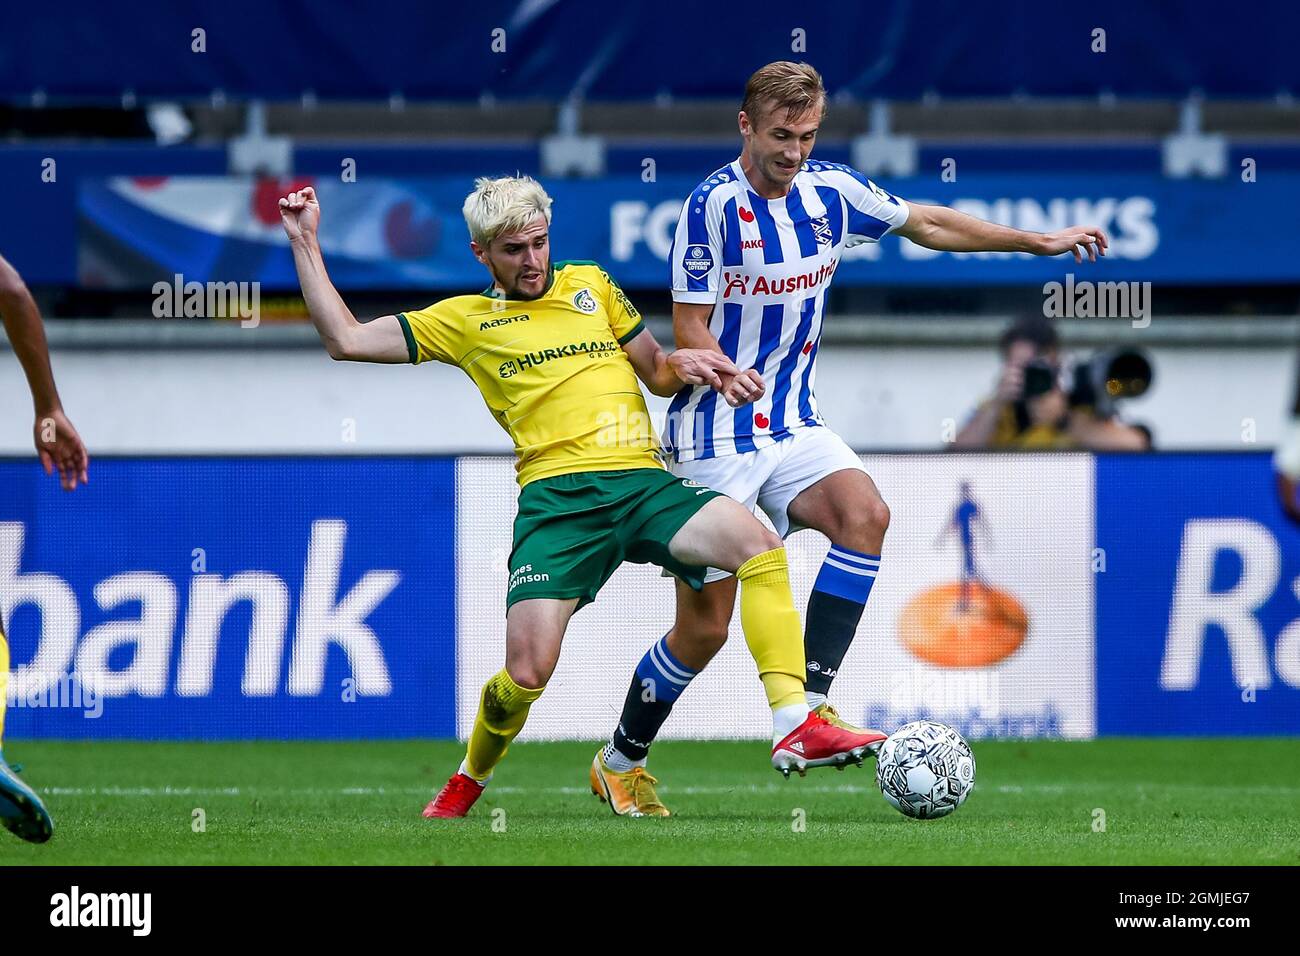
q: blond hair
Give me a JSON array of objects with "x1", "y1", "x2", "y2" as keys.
[
  {"x1": 741, "y1": 61, "x2": 827, "y2": 125},
  {"x1": 462, "y1": 175, "x2": 553, "y2": 247}
]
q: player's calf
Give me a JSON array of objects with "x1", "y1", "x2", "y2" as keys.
[{"x1": 603, "y1": 634, "x2": 700, "y2": 775}]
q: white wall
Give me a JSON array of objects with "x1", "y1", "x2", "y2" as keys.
[{"x1": 0, "y1": 344, "x2": 1290, "y2": 453}]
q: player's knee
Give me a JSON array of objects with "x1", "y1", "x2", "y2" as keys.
[
  {"x1": 726, "y1": 522, "x2": 783, "y2": 569},
  {"x1": 753, "y1": 526, "x2": 783, "y2": 555},
  {"x1": 504, "y1": 658, "x2": 552, "y2": 692},
  {"x1": 836, "y1": 495, "x2": 890, "y2": 546},
  {"x1": 867, "y1": 495, "x2": 891, "y2": 535}
]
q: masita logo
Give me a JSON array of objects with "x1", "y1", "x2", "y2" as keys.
[
  {"x1": 479, "y1": 313, "x2": 529, "y2": 330},
  {"x1": 50, "y1": 886, "x2": 151, "y2": 936},
  {"x1": 1, "y1": 519, "x2": 397, "y2": 701}
]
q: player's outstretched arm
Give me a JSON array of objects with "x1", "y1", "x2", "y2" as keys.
[
  {"x1": 0, "y1": 253, "x2": 89, "y2": 490},
  {"x1": 896, "y1": 201, "x2": 1108, "y2": 264},
  {"x1": 278, "y1": 187, "x2": 409, "y2": 363}
]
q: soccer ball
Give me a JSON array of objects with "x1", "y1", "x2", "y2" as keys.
[{"x1": 875, "y1": 720, "x2": 976, "y2": 819}]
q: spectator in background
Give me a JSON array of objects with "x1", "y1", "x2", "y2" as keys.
[{"x1": 953, "y1": 315, "x2": 1150, "y2": 451}]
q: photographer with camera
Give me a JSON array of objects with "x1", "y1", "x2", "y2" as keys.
[{"x1": 953, "y1": 315, "x2": 1152, "y2": 451}]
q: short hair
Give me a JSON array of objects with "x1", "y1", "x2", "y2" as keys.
[
  {"x1": 462, "y1": 175, "x2": 553, "y2": 247},
  {"x1": 999, "y1": 314, "x2": 1061, "y2": 355},
  {"x1": 741, "y1": 61, "x2": 827, "y2": 126}
]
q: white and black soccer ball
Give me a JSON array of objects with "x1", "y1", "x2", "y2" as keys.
[{"x1": 875, "y1": 720, "x2": 976, "y2": 819}]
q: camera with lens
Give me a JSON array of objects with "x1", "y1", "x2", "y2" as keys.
[{"x1": 1021, "y1": 348, "x2": 1153, "y2": 419}]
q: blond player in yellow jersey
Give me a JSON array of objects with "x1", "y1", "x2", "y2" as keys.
[
  {"x1": 280, "y1": 177, "x2": 885, "y2": 818},
  {"x1": 1, "y1": 251, "x2": 89, "y2": 843}
]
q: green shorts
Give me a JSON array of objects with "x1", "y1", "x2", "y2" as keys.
[{"x1": 506, "y1": 467, "x2": 723, "y2": 610}]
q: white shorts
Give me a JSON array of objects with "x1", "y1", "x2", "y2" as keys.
[{"x1": 670, "y1": 426, "x2": 868, "y2": 582}]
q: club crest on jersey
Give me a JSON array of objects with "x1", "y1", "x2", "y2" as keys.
[
  {"x1": 810, "y1": 216, "x2": 833, "y2": 246},
  {"x1": 682, "y1": 244, "x2": 714, "y2": 275},
  {"x1": 572, "y1": 289, "x2": 598, "y2": 313}
]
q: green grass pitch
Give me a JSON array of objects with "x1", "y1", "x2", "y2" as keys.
[{"x1": 3, "y1": 738, "x2": 1299, "y2": 865}]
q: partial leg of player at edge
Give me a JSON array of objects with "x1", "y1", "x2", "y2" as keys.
[
  {"x1": 0, "y1": 252, "x2": 88, "y2": 844},
  {"x1": 1, "y1": 622, "x2": 54, "y2": 843}
]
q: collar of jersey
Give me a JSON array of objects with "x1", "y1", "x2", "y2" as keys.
[
  {"x1": 732, "y1": 156, "x2": 801, "y2": 202},
  {"x1": 731, "y1": 158, "x2": 753, "y2": 195},
  {"x1": 480, "y1": 263, "x2": 556, "y2": 301}
]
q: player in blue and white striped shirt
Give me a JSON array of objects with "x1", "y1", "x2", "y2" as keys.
[
  {"x1": 593, "y1": 62, "x2": 1109, "y2": 814},
  {"x1": 663, "y1": 155, "x2": 906, "y2": 463}
]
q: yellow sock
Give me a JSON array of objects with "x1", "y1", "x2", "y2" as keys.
[
  {"x1": 736, "y1": 548, "x2": 807, "y2": 710},
  {"x1": 0, "y1": 625, "x2": 8, "y2": 749},
  {"x1": 464, "y1": 669, "x2": 545, "y2": 781}
]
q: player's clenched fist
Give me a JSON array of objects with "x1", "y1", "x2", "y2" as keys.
[
  {"x1": 721, "y1": 368, "x2": 765, "y2": 408},
  {"x1": 278, "y1": 186, "x2": 320, "y2": 242}
]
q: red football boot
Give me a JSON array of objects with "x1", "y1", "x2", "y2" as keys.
[
  {"x1": 423, "y1": 772, "x2": 486, "y2": 818},
  {"x1": 772, "y1": 711, "x2": 887, "y2": 777}
]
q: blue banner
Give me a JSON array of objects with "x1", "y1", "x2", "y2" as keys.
[
  {"x1": 4, "y1": 1, "x2": 1295, "y2": 101},
  {"x1": 1, "y1": 458, "x2": 458, "y2": 739},
  {"x1": 76, "y1": 172, "x2": 1300, "y2": 291},
  {"x1": 1096, "y1": 453, "x2": 1300, "y2": 735}
]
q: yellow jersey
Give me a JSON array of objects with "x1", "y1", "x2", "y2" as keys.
[{"x1": 398, "y1": 260, "x2": 664, "y2": 486}]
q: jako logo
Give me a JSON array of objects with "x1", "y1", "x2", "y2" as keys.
[
  {"x1": 1, "y1": 520, "x2": 397, "y2": 700},
  {"x1": 50, "y1": 886, "x2": 151, "y2": 936},
  {"x1": 1162, "y1": 519, "x2": 1300, "y2": 691}
]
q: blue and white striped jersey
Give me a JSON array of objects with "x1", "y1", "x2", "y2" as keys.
[{"x1": 664, "y1": 158, "x2": 909, "y2": 462}]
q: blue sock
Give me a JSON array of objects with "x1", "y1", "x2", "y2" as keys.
[
  {"x1": 805, "y1": 546, "x2": 880, "y2": 696},
  {"x1": 608, "y1": 636, "x2": 699, "y2": 767}
]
